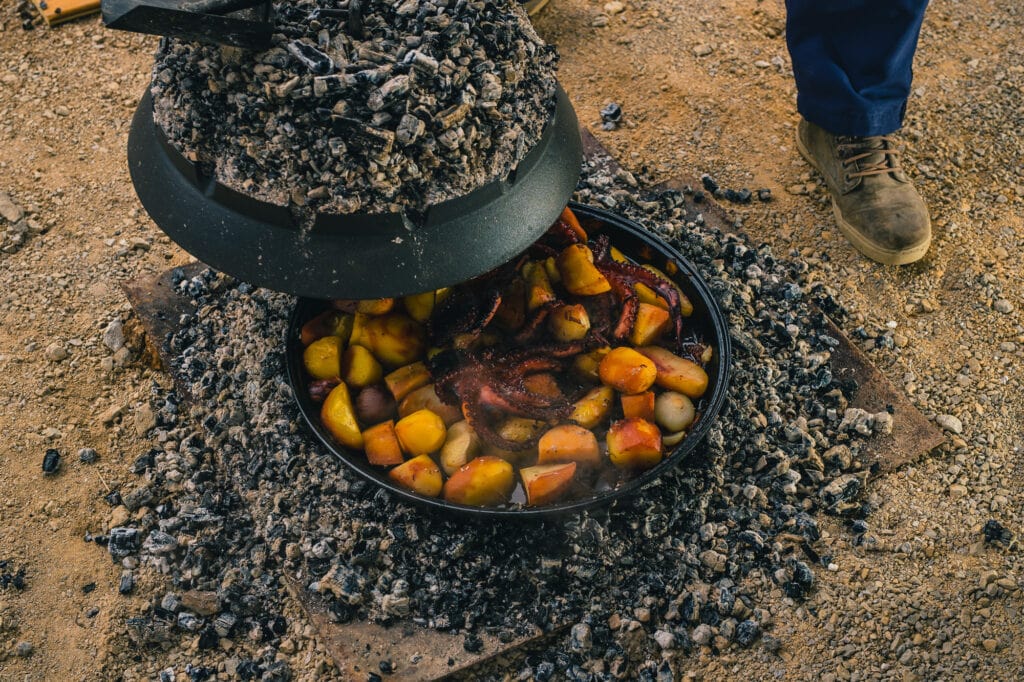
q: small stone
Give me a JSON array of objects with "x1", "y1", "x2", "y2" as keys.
[
  {"x1": 693, "y1": 44, "x2": 713, "y2": 57},
  {"x1": 78, "y1": 447, "x2": 99, "y2": 464},
  {"x1": 45, "y1": 342, "x2": 68, "y2": 362},
  {"x1": 700, "y1": 549, "x2": 727, "y2": 572},
  {"x1": 994, "y1": 299, "x2": 1014, "y2": 314},
  {"x1": 278, "y1": 638, "x2": 297, "y2": 655},
  {"x1": 603, "y1": 1, "x2": 625, "y2": 14},
  {"x1": 735, "y1": 620, "x2": 761, "y2": 647},
  {"x1": 570, "y1": 623, "x2": 592, "y2": 652},
  {"x1": 949, "y1": 484, "x2": 968, "y2": 499},
  {"x1": 691, "y1": 624, "x2": 714, "y2": 646},
  {"x1": 653, "y1": 630, "x2": 675, "y2": 649},
  {"x1": 935, "y1": 414, "x2": 963, "y2": 434},
  {"x1": 99, "y1": 403, "x2": 125, "y2": 424},
  {"x1": 15, "y1": 641, "x2": 33, "y2": 657},
  {"x1": 102, "y1": 320, "x2": 125, "y2": 352},
  {"x1": 109, "y1": 505, "x2": 130, "y2": 528},
  {"x1": 0, "y1": 192, "x2": 23, "y2": 223},
  {"x1": 134, "y1": 404, "x2": 157, "y2": 437},
  {"x1": 177, "y1": 611, "x2": 204, "y2": 632},
  {"x1": 982, "y1": 639, "x2": 998, "y2": 652}
]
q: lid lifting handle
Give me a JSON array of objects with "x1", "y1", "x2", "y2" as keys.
[{"x1": 100, "y1": 0, "x2": 274, "y2": 49}]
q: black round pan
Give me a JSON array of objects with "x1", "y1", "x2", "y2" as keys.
[{"x1": 286, "y1": 203, "x2": 731, "y2": 517}]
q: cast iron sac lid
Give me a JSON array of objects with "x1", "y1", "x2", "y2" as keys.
[{"x1": 126, "y1": 84, "x2": 582, "y2": 300}]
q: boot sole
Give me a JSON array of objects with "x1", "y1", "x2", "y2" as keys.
[{"x1": 795, "y1": 129, "x2": 931, "y2": 266}]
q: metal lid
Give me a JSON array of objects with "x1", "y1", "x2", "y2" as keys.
[{"x1": 126, "y1": 85, "x2": 582, "y2": 299}]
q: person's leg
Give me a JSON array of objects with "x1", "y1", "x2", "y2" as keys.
[
  {"x1": 786, "y1": 0, "x2": 929, "y2": 136},
  {"x1": 785, "y1": 0, "x2": 932, "y2": 265}
]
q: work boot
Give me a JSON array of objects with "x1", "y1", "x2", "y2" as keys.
[{"x1": 796, "y1": 119, "x2": 931, "y2": 265}]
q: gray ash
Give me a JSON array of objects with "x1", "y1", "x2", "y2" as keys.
[
  {"x1": 104, "y1": 165, "x2": 889, "y2": 677},
  {"x1": 150, "y1": 0, "x2": 558, "y2": 218}
]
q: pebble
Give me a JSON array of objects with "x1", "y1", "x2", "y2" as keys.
[
  {"x1": 653, "y1": 630, "x2": 675, "y2": 649},
  {"x1": 134, "y1": 404, "x2": 157, "y2": 437},
  {"x1": 994, "y1": 299, "x2": 1013, "y2": 314},
  {"x1": 78, "y1": 448, "x2": 99, "y2": 464},
  {"x1": 103, "y1": 319, "x2": 125, "y2": 352},
  {"x1": 15, "y1": 641, "x2": 33, "y2": 657},
  {"x1": 45, "y1": 342, "x2": 68, "y2": 362},
  {"x1": 982, "y1": 638, "x2": 998, "y2": 652},
  {"x1": 693, "y1": 44, "x2": 714, "y2": 57},
  {"x1": 603, "y1": 1, "x2": 625, "y2": 14},
  {"x1": 936, "y1": 414, "x2": 963, "y2": 434},
  {"x1": 0, "y1": 191, "x2": 23, "y2": 223}
]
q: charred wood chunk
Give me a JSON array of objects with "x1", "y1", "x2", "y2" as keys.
[
  {"x1": 407, "y1": 50, "x2": 439, "y2": 76},
  {"x1": 313, "y1": 74, "x2": 358, "y2": 97},
  {"x1": 436, "y1": 102, "x2": 471, "y2": 130},
  {"x1": 367, "y1": 75, "x2": 410, "y2": 112},
  {"x1": 395, "y1": 114, "x2": 426, "y2": 146},
  {"x1": 287, "y1": 41, "x2": 335, "y2": 76},
  {"x1": 331, "y1": 117, "x2": 395, "y2": 157}
]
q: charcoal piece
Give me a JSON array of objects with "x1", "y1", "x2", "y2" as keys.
[
  {"x1": 701, "y1": 174, "x2": 719, "y2": 194},
  {"x1": 286, "y1": 41, "x2": 334, "y2": 75},
  {"x1": 313, "y1": 74, "x2": 358, "y2": 97},
  {"x1": 407, "y1": 50, "x2": 439, "y2": 76},
  {"x1": 42, "y1": 449, "x2": 60, "y2": 475},
  {"x1": 161, "y1": 592, "x2": 182, "y2": 612},
  {"x1": 735, "y1": 619, "x2": 762, "y2": 647},
  {"x1": 757, "y1": 188, "x2": 773, "y2": 202},
  {"x1": 983, "y1": 519, "x2": 1014, "y2": 545},
  {"x1": 367, "y1": 75, "x2": 410, "y2": 111},
  {"x1": 143, "y1": 530, "x2": 179, "y2": 555},
  {"x1": 82, "y1": 582, "x2": 96, "y2": 594},
  {"x1": 346, "y1": 0, "x2": 363, "y2": 35},
  {"x1": 600, "y1": 102, "x2": 622, "y2": 126},
  {"x1": 213, "y1": 611, "x2": 237, "y2": 637},
  {"x1": 131, "y1": 449, "x2": 157, "y2": 474},
  {"x1": 104, "y1": 491, "x2": 123, "y2": 507},
  {"x1": 436, "y1": 102, "x2": 471, "y2": 129},
  {"x1": 78, "y1": 448, "x2": 99, "y2": 464},
  {"x1": 197, "y1": 625, "x2": 219, "y2": 649},
  {"x1": 119, "y1": 571, "x2": 135, "y2": 595},
  {"x1": 107, "y1": 527, "x2": 141, "y2": 559},
  {"x1": 330, "y1": 117, "x2": 395, "y2": 157},
  {"x1": 177, "y1": 611, "x2": 204, "y2": 632}
]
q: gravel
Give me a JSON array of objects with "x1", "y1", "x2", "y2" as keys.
[{"x1": 151, "y1": 0, "x2": 558, "y2": 219}]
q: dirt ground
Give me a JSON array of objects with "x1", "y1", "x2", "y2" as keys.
[{"x1": 1, "y1": 0, "x2": 1022, "y2": 680}]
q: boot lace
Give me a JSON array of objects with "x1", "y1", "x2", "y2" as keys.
[{"x1": 836, "y1": 136, "x2": 900, "y2": 179}]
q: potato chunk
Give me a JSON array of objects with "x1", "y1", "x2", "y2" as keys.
[
  {"x1": 598, "y1": 346, "x2": 657, "y2": 395},
  {"x1": 394, "y1": 409, "x2": 447, "y2": 456},
  {"x1": 440, "y1": 420, "x2": 481, "y2": 476},
  {"x1": 521, "y1": 462, "x2": 577, "y2": 506},
  {"x1": 570, "y1": 385, "x2": 615, "y2": 429},
  {"x1": 537, "y1": 425, "x2": 600, "y2": 468},
  {"x1": 350, "y1": 312, "x2": 426, "y2": 367},
  {"x1": 388, "y1": 454, "x2": 443, "y2": 498},
  {"x1": 340, "y1": 344, "x2": 383, "y2": 388},
  {"x1": 557, "y1": 244, "x2": 611, "y2": 295},
  {"x1": 443, "y1": 456, "x2": 515, "y2": 507},
  {"x1": 637, "y1": 346, "x2": 709, "y2": 398},
  {"x1": 384, "y1": 361, "x2": 431, "y2": 402},
  {"x1": 620, "y1": 391, "x2": 655, "y2": 421},
  {"x1": 303, "y1": 335, "x2": 342, "y2": 380},
  {"x1": 362, "y1": 420, "x2": 404, "y2": 466},
  {"x1": 320, "y1": 382, "x2": 363, "y2": 450},
  {"x1": 607, "y1": 418, "x2": 662, "y2": 471}
]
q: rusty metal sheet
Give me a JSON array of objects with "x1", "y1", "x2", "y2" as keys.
[{"x1": 284, "y1": 578, "x2": 554, "y2": 682}]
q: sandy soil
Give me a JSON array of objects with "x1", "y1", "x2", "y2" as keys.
[{"x1": 1, "y1": 0, "x2": 1022, "y2": 679}]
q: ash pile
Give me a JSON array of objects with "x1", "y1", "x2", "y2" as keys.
[
  {"x1": 151, "y1": 0, "x2": 557, "y2": 216},
  {"x1": 97, "y1": 167, "x2": 894, "y2": 680}
]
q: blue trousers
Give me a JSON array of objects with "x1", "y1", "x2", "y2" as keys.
[{"x1": 786, "y1": 0, "x2": 930, "y2": 137}]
